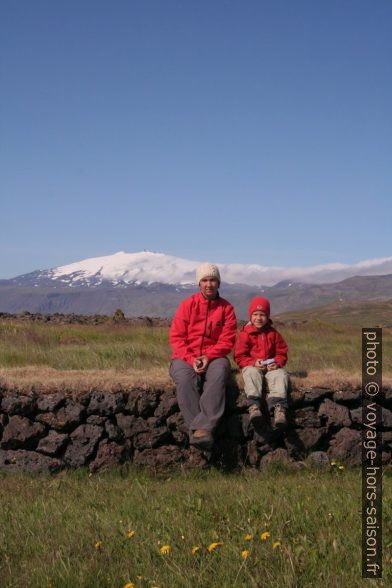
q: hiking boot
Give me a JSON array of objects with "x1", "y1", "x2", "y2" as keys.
[
  {"x1": 190, "y1": 429, "x2": 214, "y2": 451},
  {"x1": 248, "y1": 404, "x2": 262, "y2": 422},
  {"x1": 274, "y1": 404, "x2": 287, "y2": 429}
]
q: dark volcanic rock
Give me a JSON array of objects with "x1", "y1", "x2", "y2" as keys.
[
  {"x1": 318, "y1": 399, "x2": 351, "y2": 428},
  {"x1": 384, "y1": 389, "x2": 392, "y2": 406},
  {"x1": 303, "y1": 388, "x2": 333, "y2": 404},
  {"x1": 37, "y1": 394, "x2": 65, "y2": 412},
  {"x1": 293, "y1": 407, "x2": 321, "y2": 428},
  {"x1": 133, "y1": 426, "x2": 173, "y2": 450},
  {"x1": 126, "y1": 390, "x2": 159, "y2": 417},
  {"x1": 328, "y1": 428, "x2": 362, "y2": 465},
  {"x1": 284, "y1": 428, "x2": 327, "y2": 457},
  {"x1": 136, "y1": 390, "x2": 160, "y2": 417},
  {"x1": 333, "y1": 389, "x2": 361, "y2": 405},
  {"x1": 133, "y1": 445, "x2": 184, "y2": 470},
  {"x1": 245, "y1": 440, "x2": 260, "y2": 467},
  {"x1": 351, "y1": 407, "x2": 392, "y2": 429},
  {"x1": 64, "y1": 424, "x2": 103, "y2": 466},
  {"x1": 0, "y1": 414, "x2": 6, "y2": 438},
  {"x1": 307, "y1": 451, "x2": 330, "y2": 469},
  {"x1": 36, "y1": 402, "x2": 85, "y2": 432},
  {"x1": 290, "y1": 389, "x2": 305, "y2": 407},
  {"x1": 1, "y1": 415, "x2": 45, "y2": 449},
  {"x1": 350, "y1": 407, "x2": 362, "y2": 426},
  {"x1": 154, "y1": 391, "x2": 178, "y2": 420},
  {"x1": 105, "y1": 421, "x2": 124, "y2": 442},
  {"x1": 1, "y1": 394, "x2": 35, "y2": 416},
  {"x1": 37, "y1": 431, "x2": 69, "y2": 456},
  {"x1": 87, "y1": 392, "x2": 125, "y2": 416},
  {"x1": 166, "y1": 412, "x2": 187, "y2": 433},
  {"x1": 0, "y1": 449, "x2": 63, "y2": 473},
  {"x1": 86, "y1": 415, "x2": 106, "y2": 426},
  {"x1": 381, "y1": 408, "x2": 392, "y2": 429},
  {"x1": 89, "y1": 439, "x2": 128, "y2": 471},
  {"x1": 259, "y1": 448, "x2": 293, "y2": 468},
  {"x1": 116, "y1": 414, "x2": 149, "y2": 438},
  {"x1": 182, "y1": 446, "x2": 210, "y2": 469}
]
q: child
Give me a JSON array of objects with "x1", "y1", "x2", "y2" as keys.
[{"x1": 234, "y1": 296, "x2": 289, "y2": 428}]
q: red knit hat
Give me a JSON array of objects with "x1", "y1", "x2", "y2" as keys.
[{"x1": 249, "y1": 296, "x2": 271, "y2": 320}]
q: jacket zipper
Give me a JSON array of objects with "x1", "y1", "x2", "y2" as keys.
[{"x1": 200, "y1": 300, "x2": 211, "y2": 356}]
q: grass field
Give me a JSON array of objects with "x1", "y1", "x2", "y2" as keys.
[
  {"x1": 0, "y1": 318, "x2": 391, "y2": 391},
  {"x1": 1, "y1": 467, "x2": 391, "y2": 587}
]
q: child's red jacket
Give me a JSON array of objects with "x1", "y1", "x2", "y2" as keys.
[{"x1": 234, "y1": 321, "x2": 288, "y2": 369}]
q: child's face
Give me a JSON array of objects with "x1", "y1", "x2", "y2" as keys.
[{"x1": 251, "y1": 310, "x2": 268, "y2": 329}]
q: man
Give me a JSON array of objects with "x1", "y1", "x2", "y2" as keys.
[{"x1": 169, "y1": 262, "x2": 237, "y2": 450}]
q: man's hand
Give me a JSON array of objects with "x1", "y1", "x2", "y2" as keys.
[
  {"x1": 193, "y1": 355, "x2": 209, "y2": 373},
  {"x1": 267, "y1": 362, "x2": 278, "y2": 371}
]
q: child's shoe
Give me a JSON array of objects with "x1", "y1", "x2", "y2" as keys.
[
  {"x1": 248, "y1": 404, "x2": 262, "y2": 422},
  {"x1": 274, "y1": 404, "x2": 287, "y2": 429}
]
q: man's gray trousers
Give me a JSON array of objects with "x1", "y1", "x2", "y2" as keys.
[{"x1": 169, "y1": 357, "x2": 230, "y2": 432}]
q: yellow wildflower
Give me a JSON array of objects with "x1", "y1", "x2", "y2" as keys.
[
  {"x1": 273, "y1": 541, "x2": 281, "y2": 549},
  {"x1": 338, "y1": 465, "x2": 344, "y2": 471},
  {"x1": 260, "y1": 531, "x2": 270, "y2": 541},
  {"x1": 191, "y1": 546, "x2": 201, "y2": 554},
  {"x1": 127, "y1": 530, "x2": 136, "y2": 538},
  {"x1": 330, "y1": 460, "x2": 337, "y2": 466},
  {"x1": 244, "y1": 533, "x2": 253, "y2": 541},
  {"x1": 123, "y1": 583, "x2": 135, "y2": 588},
  {"x1": 94, "y1": 541, "x2": 102, "y2": 550},
  {"x1": 160, "y1": 545, "x2": 170, "y2": 554},
  {"x1": 241, "y1": 550, "x2": 249, "y2": 559},
  {"x1": 208, "y1": 541, "x2": 224, "y2": 552}
]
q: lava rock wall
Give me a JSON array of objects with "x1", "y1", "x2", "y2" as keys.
[{"x1": 1, "y1": 386, "x2": 391, "y2": 473}]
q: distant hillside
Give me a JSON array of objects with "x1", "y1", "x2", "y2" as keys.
[
  {"x1": 1, "y1": 273, "x2": 392, "y2": 319},
  {"x1": 275, "y1": 298, "x2": 392, "y2": 327}
]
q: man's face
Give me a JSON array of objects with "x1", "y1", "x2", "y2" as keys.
[
  {"x1": 199, "y1": 277, "x2": 219, "y2": 299},
  {"x1": 251, "y1": 310, "x2": 268, "y2": 329}
]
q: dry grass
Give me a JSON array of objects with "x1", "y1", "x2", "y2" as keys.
[
  {"x1": 1, "y1": 318, "x2": 390, "y2": 393},
  {"x1": 1, "y1": 365, "x2": 389, "y2": 394},
  {"x1": 0, "y1": 366, "x2": 174, "y2": 394}
]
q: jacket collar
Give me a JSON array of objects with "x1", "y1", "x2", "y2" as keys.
[
  {"x1": 244, "y1": 319, "x2": 273, "y2": 334},
  {"x1": 196, "y1": 291, "x2": 220, "y2": 304}
]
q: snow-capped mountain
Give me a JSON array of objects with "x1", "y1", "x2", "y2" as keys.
[
  {"x1": 8, "y1": 250, "x2": 392, "y2": 288},
  {"x1": 1, "y1": 250, "x2": 392, "y2": 318}
]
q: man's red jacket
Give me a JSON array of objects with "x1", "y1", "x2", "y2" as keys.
[
  {"x1": 234, "y1": 321, "x2": 288, "y2": 368},
  {"x1": 169, "y1": 292, "x2": 237, "y2": 365}
]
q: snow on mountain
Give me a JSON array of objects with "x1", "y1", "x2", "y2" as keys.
[
  {"x1": 50, "y1": 251, "x2": 196, "y2": 286},
  {"x1": 33, "y1": 251, "x2": 392, "y2": 287}
]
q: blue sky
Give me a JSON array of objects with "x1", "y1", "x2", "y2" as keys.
[{"x1": 1, "y1": 0, "x2": 391, "y2": 278}]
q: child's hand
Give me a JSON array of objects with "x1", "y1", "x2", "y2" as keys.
[
  {"x1": 267, "y1": 362, "x2": 278, "y2": 371},
  {"x1": 254, "y1": 359, "x2": 263, "y2": 368}
]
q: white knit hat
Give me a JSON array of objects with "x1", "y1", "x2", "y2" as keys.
[{"x1": 196, "y1": 262, "x2": 221, "y2": 285}]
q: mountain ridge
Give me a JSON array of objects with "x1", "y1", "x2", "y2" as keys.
[{"x1": 6, "y1": 250, "x2": 392, "y2": 288}]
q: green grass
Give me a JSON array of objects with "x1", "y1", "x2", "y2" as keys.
[
  {"x1": 0, "y1": 322, "x2": 170, "y2": 370},
  {"x1": 0, "y1": 468, "x2": 391, "y2": 587},
  {"x1": 276, "y1": 298, "x2": 392, "y2": 327},
  {"x1": 1, "y1": 319, "x2": 391, "y2": 378}
]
